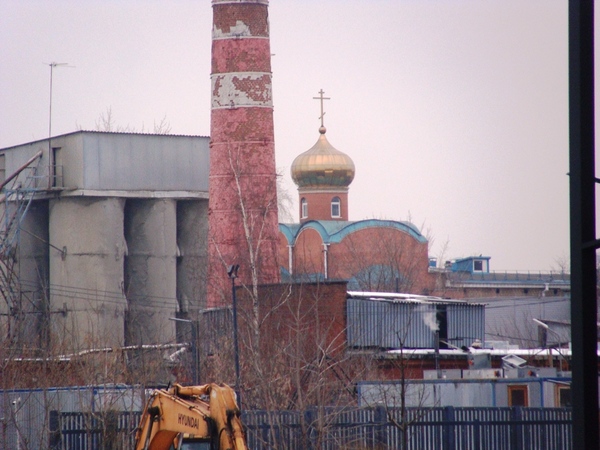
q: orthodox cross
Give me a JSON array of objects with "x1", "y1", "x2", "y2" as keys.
[{"x1": 313, "y1": 89, "x2": 330, "y2": 127}]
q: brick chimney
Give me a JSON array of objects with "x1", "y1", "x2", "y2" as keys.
[{"x1": 207, "y1": 0, "x2": 280, "y2": 307}]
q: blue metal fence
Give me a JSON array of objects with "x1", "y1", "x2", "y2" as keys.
[
  {"x1": 39, "y1": 406, "x2": 573, "y2": 450},
  {"x1": 49, "y1": 410, "x2": 140, "y2": 450},
  {"x1": 241, "y1": 406, "x2": 572, "y2": 450}
]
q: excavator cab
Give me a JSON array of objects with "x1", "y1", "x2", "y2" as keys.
[{"x1": 179, "y1": 439, "x2": 213, "y2": 450}]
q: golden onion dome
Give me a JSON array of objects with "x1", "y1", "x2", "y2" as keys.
[{"x1": 291, "y1": 126, "x2": 355, "y2": 188}]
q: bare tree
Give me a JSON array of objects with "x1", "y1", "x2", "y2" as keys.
[
  {"x1": 336, "y1": 226, "x2": 431, "y2": 294},
  {"x1": 553, "y1": 252, "x2": 571, "y2": 273},
  {"x1": 276, "y1": 167, "x2": 294, "y2": 223},
  {"x1": 91, "y1": 106, "x2": 172, "y2": 134}
]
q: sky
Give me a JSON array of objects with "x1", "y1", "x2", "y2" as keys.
[{"x1": 0, "y1": 0, "x2": 591, "y2": 272}]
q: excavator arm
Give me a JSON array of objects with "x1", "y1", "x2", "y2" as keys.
[{"x1": 134, "y1": 383, "x2": 247, "y2": 450}]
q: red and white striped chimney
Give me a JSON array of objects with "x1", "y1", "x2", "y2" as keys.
[{"x1": 207, "y1": 0, "x2": 280, "y2": 307}]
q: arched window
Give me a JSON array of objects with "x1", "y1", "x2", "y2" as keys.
[
  {"x1": 301, "y1": 198, "x2": 308, "y2": 219},
  {"x1": 331, "y1": 196, "x2": 341, "y2": 218}
]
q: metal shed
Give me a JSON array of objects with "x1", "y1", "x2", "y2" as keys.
[{"x1": 346, "y1": 292, "x2": 485, "y2": 350}]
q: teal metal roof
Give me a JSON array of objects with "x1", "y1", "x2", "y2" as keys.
[{"x1": 279, "y1": 219, "x2": 428, "y2": 245}]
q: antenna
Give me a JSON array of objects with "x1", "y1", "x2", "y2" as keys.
[{"x1": 44, "y1": 62, "x2": 75, "y2": 188}]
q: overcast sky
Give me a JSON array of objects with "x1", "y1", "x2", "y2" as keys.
[{"x1": 0, "y1": 1, "x2": 593, "y2": 272}]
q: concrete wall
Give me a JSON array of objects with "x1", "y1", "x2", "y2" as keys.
[
  {"x1": 49, "y1": 197, "x2": 127, "y2": 351},
  {"x1": 0, "y1": 201, "x2": 50, "y2": 348},
  {"x1": 16, "y1": 201, "x2": 50, "y2": 346},
  {"x1": 176, "y1": 200, "x2": 208, "y2": 314},
  {"x1": 124, "y1": 199, "x2": 177, "y2": 346}
]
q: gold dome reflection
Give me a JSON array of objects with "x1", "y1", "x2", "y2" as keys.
[{"x1": 291, "y1": 126, "x2": 355, "y2": 188}]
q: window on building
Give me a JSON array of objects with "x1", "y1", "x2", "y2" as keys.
[
  {"x1": 301, "y1": 198, "x2": 308, "y2": 219},
  {"x1": 508, "y1": 385, "x2": 529, "y2": 407},
  {"x1": 52, "y1": 147, "x2": 62, "y2": 187},
  {"x1": 331, "y1": 196, "x2": 341, "y2": 218},
  {"x1": 473, "y1": 260, "x2": 483, "y2": 271},
  {"x1": 555, "y1": 386, "x2": 571, "y2": 407}
]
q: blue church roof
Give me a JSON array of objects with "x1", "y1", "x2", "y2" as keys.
[{"x1": 279, "y1": 219, "x2": 428, "y2": 245}]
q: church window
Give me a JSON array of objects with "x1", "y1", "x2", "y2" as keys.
[
  {"x1": 331, "y1": 197, "x2": 341, "y2": 218},
  {"x1": 301, "y1": 198, "x2": 308, "y2": 218}
]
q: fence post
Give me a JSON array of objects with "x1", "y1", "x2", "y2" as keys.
[
  {"x1": 510, "y1": 407, "x2": 523, "y2": 449},
  {"x1": 49, "y1": 410, "x2": 61, "y2": 450},
  {"x1": 442, "y1": 406, "x2": 455, "y2": 450},
  {"x1": 373, "y1": 405, "x2": 387, "y2": 448},
  {"x1": 262, "y1": 412, "x2": 271, "y2": 449},
  {"x1": 473, "y1": 419, "x2": 481, "y2": 450},
  {"x1": 102, "y1": 410, "x2": 118, "y2": 450},
  {"x1": 303, "y1": 408, "x2": 315, "y2": 450}
]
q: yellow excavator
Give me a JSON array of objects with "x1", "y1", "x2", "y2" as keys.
[{"x1": 134, "y1": 383, "x2": 248, "y2": 450}]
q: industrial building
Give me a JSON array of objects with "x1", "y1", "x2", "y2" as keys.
[{"x1": 0, "y1": 131, "x2": 209, "y2": 353}]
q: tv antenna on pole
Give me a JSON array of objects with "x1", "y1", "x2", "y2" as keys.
[{"x1": 43, "y1": 62, "x2": 74, "y2": 188}]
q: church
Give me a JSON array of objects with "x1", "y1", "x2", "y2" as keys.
[
  {"x1": 279, "y1": 92, "x2": 434, "y2": 295},
  {"x1": 277, "y1": 91, "x2": 570, "y2": 303}
]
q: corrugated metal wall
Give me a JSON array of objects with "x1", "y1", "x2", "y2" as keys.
[
  {"x1": 82, "y1": 133, "x2": 210, "y2": 191},
  {"x1": 447, "y1": 304, "x2": 486, "y2": 348},
  {"x1": 347, "y1": 298, "x2": 485, "y2": 349}
]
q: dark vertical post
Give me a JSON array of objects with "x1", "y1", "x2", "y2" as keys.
[
  {"x1": 373, "y1": 405, "x2": 387, "y2": 448},
  {"x1": 473, "y1": 418, "x2": 481, "y2": 450},
  {"x1": 510, "y1": 407, "x2": 523, "y2": 449},
  {"x1": 228, "y1": 264, "x2": 241, "y2": 409},
  {"x1": 434, "y1": 330, "x2": 440, "y2": 378},
  {"x1": 442, "y1": 406, "x2": 455, "y2": 450},
  {"x1": 191, "y1": 320, "x2": 199, "y2": 384},
  {"x1": 568, "y1": 2, "x2": 599, "y2": 449},
  {"x1": 303, "y1": 408, "x2": 315, "y2": 450},
  {"x1": 49, "y1": 410, "x2": 61, "y2": 450}
]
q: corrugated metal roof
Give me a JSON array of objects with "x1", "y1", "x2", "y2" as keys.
[
  {"x1": 0, "y1": 130, "x2": 210, "y2": 151},
  {"x1": 347, "y1": 291, "x2": 485, "y2": 306}
]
